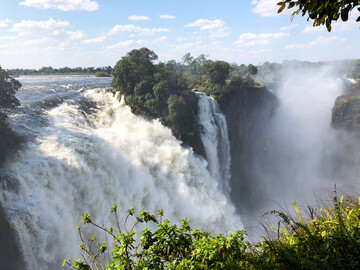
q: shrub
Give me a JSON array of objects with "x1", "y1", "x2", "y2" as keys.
[
  {"x1": 65, "y1": 188, "x2": 360, "y2": 270},
  {"x1": 64, "y1": 207, "x2": 250, "y2": 270}
]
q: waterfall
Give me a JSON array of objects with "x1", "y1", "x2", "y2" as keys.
[
  {"x1": 0, "y1": 76, "x2": 242, "y2": 270},
  {"x1": 196, "y1": 92, "x2": 231, "y2": 195}
]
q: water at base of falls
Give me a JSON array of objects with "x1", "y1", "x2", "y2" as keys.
[{"x1": 0, "y1": 76, "x2": 242, "y2": 269}]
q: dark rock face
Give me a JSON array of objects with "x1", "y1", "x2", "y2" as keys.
[
  {"x1": 0, "y1": 206, "x2": 25, "y2": 270},
  {"x1": 0, "y1": 116, "x2": 25, "y2": 269},
  {"x1": 332, "y1": 93, "x2": 360, "y2": 131},
  {"x1": 223, "y1": 86, "x2": 278, "y2": 214}
]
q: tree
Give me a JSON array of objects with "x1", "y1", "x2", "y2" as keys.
[
  {"x1": 112, "y1": 48, "x2": 158, "y2": 95},
  {"x1": 277, "y1": 0, "x2": 360, "y2": 31},
  {"x1": 247, "y1": 64, "x2": 258, "y2": 76},
  {"x1": 200, "y1": 61, "x2": 230, "y2": 85},
  {"x1": 0, "y1": 66, "x2": 21, "y2": 110},
  {"x1": 0, "y1": 66, "x2": 21, "y2": 163}
]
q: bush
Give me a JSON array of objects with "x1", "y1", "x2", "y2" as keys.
[
  {"x1": 64, "y1": 207, "x2": 250, "y2": 270},
  {"x1": 66, "y1": 189, "x2": 360, "y2": 269},
  {"x1": 94, "y1": 72, "x2": 111, "y2": 77}
]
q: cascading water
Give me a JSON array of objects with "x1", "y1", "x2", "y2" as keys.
[
  {"x1": 0, "y1": 76, "x2": 242, "y2": 270},
  {"x1": 197, "y1": 92, "x2": 231, "y2": 195}
]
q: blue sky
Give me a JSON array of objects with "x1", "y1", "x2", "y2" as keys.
[{"x1": 0, "y1": 0, "x2": 359, "y2": 68}]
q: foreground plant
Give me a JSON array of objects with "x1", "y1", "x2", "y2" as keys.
[
  {"x1": 257, "y1": 188, "x2": 360, "y2": 269},
  {"x1": 65, "y1": 188, "x2": 360, "y2": 269},
  {"x1": 63, "y1": 206, "x2": 250, "y2": 269}
]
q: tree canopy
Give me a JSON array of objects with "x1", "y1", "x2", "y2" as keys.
[
  {"x1": 277, "y1": 0, "x2": 360, "y2": 31},
  {"x1": 200, "y1": 61, "x2": 231, "y2": 85},
  {"x1": 0, "y1": 66, "x2": 22, "y2": 164},
  {"x1": 111, "y1": 48, "x2": 205, "y2": 155},
  {"x1": 0, "y1": 66, "x2": 21, "y2": 109}
]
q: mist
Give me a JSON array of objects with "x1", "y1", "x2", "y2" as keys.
[{"x1": 239, "y1": 64, "x2": 360, "y2": 235}]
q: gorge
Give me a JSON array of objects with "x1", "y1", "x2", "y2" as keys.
[{"x1": 0, "y1": 55, "x2": 359, "y2": 269}]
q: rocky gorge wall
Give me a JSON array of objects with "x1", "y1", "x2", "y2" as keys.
[{"x1": 222, "y1": 85, "x2": 278, "y2": 215}]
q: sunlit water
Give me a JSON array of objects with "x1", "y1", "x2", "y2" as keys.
[{"x1": 197, "y1": 92, "x2": 231, "y2": 195}]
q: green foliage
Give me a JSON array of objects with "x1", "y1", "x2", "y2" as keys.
[
  {"x1": 66, "y1": 191, "x2": 360, "y2": 270},
  {"x1": 111, "y1": 48, "x2": 205, "y2": 155},
  {"x1": 181, "y1": 53, "x2": 211, "y2": 78},
  {"x1": 65, "y1": 207, "x2": 250, "y2": 270},
  {"x1": 0, "y1": 66, "x2": 22, "y2": 164},
  {"x1": 277, "y1": 0, "x2": 360, "y2": 32},
  {"x1": 199, "y1": 61, "x2": 230, "y2": 85},
  {"x1": 197, "y1": 72, "x2": 260, "y2": 113},
  {"x1": 0, "y1": 66, "x2": 21, "y2": 108},
  {"x1": 256, "y1": 190, "x2": 360, "y2": 269},
  {"x1": 112, "y1": 48, "x2": 158, "y2": 96},
  {"x1": 247, "y1": 64, "x2": 258, "y2": 76},
  {"x1": 94, "y1": 71, "x2": 111, "y2": 77}
]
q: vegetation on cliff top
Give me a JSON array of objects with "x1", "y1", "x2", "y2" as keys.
[
  {"x1": 65, "y1": 189, "x2": 360, "y2": 269},
  {"x1": 110, "y1": 48, "x2": 263, "y2": 155},
  {"x1": 0, "y1": 66, "x2": 22, "y2": 164},
  {"x1": 111, "y1": 47, "x2": 205, "y2": 155}
]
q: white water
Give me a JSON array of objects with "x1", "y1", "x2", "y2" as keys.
[
  {"x1": 197, "y1": 93, "x2": 231, "y2": 195},
  {"x1": 1, "y1": 77, "x2": 242, "y2": 269}
]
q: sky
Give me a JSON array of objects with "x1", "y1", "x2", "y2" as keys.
[{"x1": 0, "y1": 0, "x2": 359, "y2": 69}]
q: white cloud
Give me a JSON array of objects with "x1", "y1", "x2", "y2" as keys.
[
  {"x1": 109, "y1": 24, "x2": 169, "y2": 36},
  {"x1": 136, "y1": 35, "x2": 167, "y2": 45},
  {"x1": 248, "y1": 48, "x2": 271, "y2": 54},
  {"x1": 239, "y1": 32, "x2": 289, "y2": 39},
  {"x1": 21, "y1": 38, "x2": 53, "y2": 46},
  {"x1": 235, "y1": 32, "x2": 289, "y2": 46},
  {"x1": 67, "y1": 30, "x2": 86, "y2": 40},
  {"x1": 302, "y1": 26, "x2": 326, "y2": 34},
  {"x1": 107, "y1": 36, "x2": 167, "y2": 50},
  {"x1": 159, "y1": 15, "x2": 176, "y2": 19},
  {"x1": 170, "y1": 41, "x2": 202, "y2": 51},
  {"x1": 286, "y1": 36, "x2": 346, "y2": 49},
  {"x1": 107, "y1": 41, "x2": 133, "y2": 49},
  {"x1": 280, "y1": 24, "x2": 299, "y2": 31},
  {"x1": 128, "y1": 15, "x2": 150, "y2": 21},
  {"x1": 0, "y1": 36, "x2": 16, "y2": 41},
  {"x1": 252, "y1": 0, "x2": 288, "y2": 17},
  {"x1": 82, "y1": 35, "x2": 106, "y2": 44},
  {"x1": 209, "y1": 28, "x2": 231, "y2": 38},
  {"x1": 11, "y1": 18, "x2": 70, "y2": 36},
  {"x1": 185, "y1": 18, "x2": 230, "y2": 38},
  {"x1": 107, "y1": 40, "x2": 134, "y2": 49},
  {"x1": 19, "y1": 0, "x2": 99, "y2": 11},
  {"x1": 186, "y1": 19, "x2": 225, "y2": 30},
  {"x1": 58, "y1": 40, "x2": 71, "y2": 50},
  {"x1": 0, "y1": 19, "x2": 12, "y2": 27}
]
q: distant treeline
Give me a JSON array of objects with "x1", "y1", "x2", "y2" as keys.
[{"x1": 6, "y1": 66, "x2": 113, "y2": 76}]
